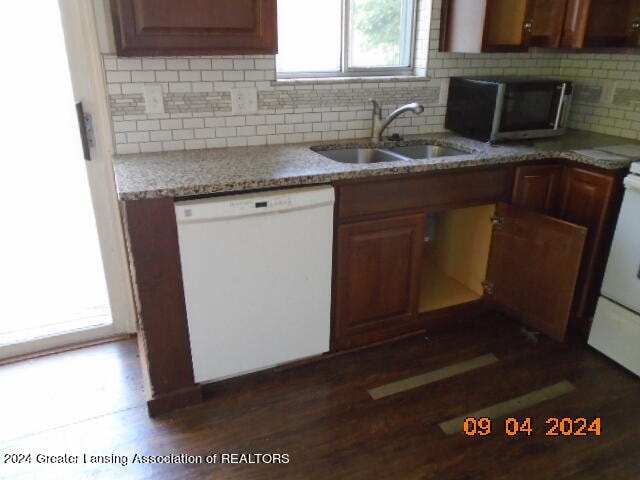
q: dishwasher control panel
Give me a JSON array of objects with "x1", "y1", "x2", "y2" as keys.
[{"x1": 175, "y1": 186, "x2": 334, "y2": 222}]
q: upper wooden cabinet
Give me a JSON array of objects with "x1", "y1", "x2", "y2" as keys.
[
  {"x1": 110, "y1": 0, "x2": 277, "y2": 56},
  {"x1": 522, "y1": 0, "x2": 571, "y2": 47},
  {"x1": 441, "y1": 0, "x2": 640, "y2": 52},
  {"x1": 582, "y1": 0, "x2": 640, "y2": 47},
  {"x1": 442, "y1": 0, "x2": 568, "y2": 52}
]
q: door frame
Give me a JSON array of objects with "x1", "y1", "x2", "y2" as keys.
[{"x1": 0, "y1": 0, "x2": 136, "y2": 360}]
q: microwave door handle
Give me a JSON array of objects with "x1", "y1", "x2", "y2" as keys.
[{"x1": 554, "y1": 83, "x2": 567, "y2": 130}]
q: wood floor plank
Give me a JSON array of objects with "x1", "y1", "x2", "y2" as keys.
[{"x1": 0, "y1": 314, "x2": 639, "y2": 479}]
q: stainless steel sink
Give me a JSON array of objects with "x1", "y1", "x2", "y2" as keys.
[
  {"x1": 386, "y1": 144, "x2": 465, "y2": 159},
  {"x1": 318, "y1": 148, "x2": 408, "y2": 164},
  {"x1": 316, "y1": 144, "x2": 467, "y2": 164}
]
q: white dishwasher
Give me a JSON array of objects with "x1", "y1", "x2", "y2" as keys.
[{"x1": 175, "y1": 185, "x2": 334, "y2": 383}]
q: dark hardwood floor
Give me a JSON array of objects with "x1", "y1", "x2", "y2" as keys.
[{"x1": 1, "y1": 313, "x2": 639, "y2": 479}]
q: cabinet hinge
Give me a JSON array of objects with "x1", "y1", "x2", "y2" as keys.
[
  {"x1": 481, "y1": 281, "x2": 495, "y2": 295},
  {"x1": 523, "y1": 19, "x2": 534, "y2": 33},
  {"x1": 490, "y1": 215, "x2": 505, "y2": 228},
  {"x1": 75, "y1": 101, "x2": 95, "y2": 161}
]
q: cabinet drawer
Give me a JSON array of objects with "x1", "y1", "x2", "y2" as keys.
[{"x1": 337, "y1": 167, "x2": 512, "y2": 219}]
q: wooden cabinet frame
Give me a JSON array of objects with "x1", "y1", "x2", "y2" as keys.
[
  {"x1": 110, "y1": 0, "x2": 278, "y2": 56},
  {"x1": 334, "y1": 161, "x2": 625, "y2": 348},
  {"x1": 441, "y1": 0, "x2": 640, "y2": 52}
]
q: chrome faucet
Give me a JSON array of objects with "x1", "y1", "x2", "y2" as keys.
[{"x1": 370, "y1": 99, "x2": 425, "y2": 142}]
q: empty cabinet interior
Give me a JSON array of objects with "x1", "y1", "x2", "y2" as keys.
[{"x1": 419, "y1": 204, "x2": 495, "y2": 313}]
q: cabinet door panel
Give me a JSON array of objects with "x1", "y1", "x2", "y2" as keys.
[
  {"x1": 512, "y1": 164, "x2": 563, "y2": 215},
  {"x1": 482, "y1": 0, "x2": 529, "y2": 51},
  {"x1": 334, "y1": 214, "x2": 425, "y2": 349},
  {"x1": 486, "y1": 203, "x2": 586, "y2": 341},
  {"x1": 111, "y1": 0, "x2": 277, "y2": 56},
  {"x1": 557, "y1": 166, "x2": 618, "y2": 319},
  {"x1": 523, "y1": 0, "x2": 569, "y2": 47},
  {"x1": 561, "y1": 0, "x2": 591, "y2": 47},
  {"x1": 584, "y1": 0, "x2": 640, "y2": 47}
]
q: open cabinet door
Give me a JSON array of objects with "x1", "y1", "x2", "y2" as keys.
[{"x1": 486, "y1": 203, "x2": 587, "y2": 341}]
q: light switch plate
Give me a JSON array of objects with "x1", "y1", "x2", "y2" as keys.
[
  {"x1": 231, "y1": 88, "x2": 258, "y2": 115},
  {"x1": 143, "y1": 84, "x2": 165, "y2": 114}
]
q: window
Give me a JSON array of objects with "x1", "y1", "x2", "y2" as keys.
[{"x1": 277, "y1": 0, "x2": 417, "y2": 78}]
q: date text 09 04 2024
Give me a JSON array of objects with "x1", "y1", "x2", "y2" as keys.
[{"x1": 463, "y1": 417, "x2": 602, "y2": 436}]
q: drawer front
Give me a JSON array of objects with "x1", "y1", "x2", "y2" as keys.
[
  {"x1": 589, "y1": 297, "x2": 640, "y2": 376},
  {"x1": 337, "y1": 167, "x2": 513, "y2": 219}
]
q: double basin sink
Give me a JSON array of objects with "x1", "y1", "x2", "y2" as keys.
[{"x1": 316, "y1": 144, "x2": 467, "y2": 164}]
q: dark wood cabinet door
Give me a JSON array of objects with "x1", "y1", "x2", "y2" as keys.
[
  {"x1": 584, "y1": 0, "x2": 640, "y2": 47},
  {"x1": 561, "y1": 0, "x2": 591, "y2": 47},
  {"x1": 512, "y1": 164, "x2": 563, "y2": 215},
  {"x1": 111, "y1": 0, "x2": 277, "y2": 56},
  {"x1": 334, "y1": 214, "x2": 425, "y2": 349},
  {"x1": 522, "y1": 0, "x2": 570, "y2": 47},
  {"x1": 556, "y1": 166, "x2": 620, "y2": 321},
  {"x1": 486, "y1": 203, "x2": 586, "y2": 341}
]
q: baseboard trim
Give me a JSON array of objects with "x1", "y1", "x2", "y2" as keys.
[
  {"x1": 0, "y1": 333, "x2": 136, "y2": 366},
  {"x1": 147, "y1": 385, "x2": 203, "y2": 417}
]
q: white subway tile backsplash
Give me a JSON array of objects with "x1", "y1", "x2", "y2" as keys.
[
  {"x1": 127, "y1": 131, "x2": 150, "y2": 143},
  {"x1": 205, "y1": 117, "x2": 226, "y2": 128},
  {"x1": 212, "y1": 59, "x2": 234, "y2": 70},
  {"x1": 117, "y1": 58, "x2": 142, "y2": 70},
  {"x1": 162, "y1": 140, "x2": 185, "y2": 151},
  {"x1": 156, "y1": 71, "x2": 179, "y2": 82},
  {"x1": 150, "y1": 130, "x2": 172, "y2": 142},
  {"x1": 225, "y1": 116, "x2": 246, "y2": 127},
  {"x1": 227, "y1": 137, "x2": 248, "y2": 147},
  {"x1": 160, "y1": 119, "x2": 182, "y2": 130},
  {"x1": 166, "y1": 59, "x2": 189, "y2": 70},
  {"x1": 106, "y1": 71, "x2": 131, "y2": 83},
  {"x1": 185, "y1": 139, "x2": 207, "y2": 150},
  {"x1": 183, "y1": 118, "x2": 205, "y2": 129},
  {"x1": 257, "y1": 125, "x2": 276, "y2": 135},
  {"x1": 132, "y1": 71, "x2": 155, "y2": 82},
  {"x1": 137, "y1": 120, "x2": 161, "y2": 131},
  {"x1": 142, "y1": 58, "x2": 166, "y2": 70},
  {"x1": 105, "y1": 0, "x2": 640, "y2": 155},
  {"x1": 172, "y1": 129, "x2": 195, "y2": 140},
  {"x1": 206, "y1": 138, "x2": 227, "y2": 148},
  {"x1": 234, "y1": 59, "x2": 255, "y2": 70},
  {"x1": 189, "y1": 59, "x2": 212, "y2": 70},
  {"x1": 195, "y1": 128, "x2": 216, "y2": 139}
]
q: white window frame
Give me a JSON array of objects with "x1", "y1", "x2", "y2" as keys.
[{"x1": 277, "y1": 0, "x2": 418, "y2": 79}]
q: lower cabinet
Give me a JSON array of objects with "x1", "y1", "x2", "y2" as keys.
[
  {"x1": 511, "y1": 163, "x2": 563, "y2": 214},
  {"x1": 333, "y1": 213, "x2": 425, "y2": 349},
  {"x1": 513, "y1": 163, "x2": 624, "y2": 323},
  {"x1": 556, "y1": 166, "x2": 621, "y2": 322},
  {"x1": 334, "y1": 163, "x2": 625, "y2": 349}
]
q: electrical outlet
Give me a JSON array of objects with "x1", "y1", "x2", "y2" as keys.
[
  {"x1": 231, "y1": 88, "x2": 258, "y2": 114},
  {"x1": 143, "y1": 84, "x2": 165, "y2": 114}
]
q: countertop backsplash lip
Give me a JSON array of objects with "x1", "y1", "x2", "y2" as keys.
[{"x1": 113, "y1": 129, "x2": 636, "y2": 201}]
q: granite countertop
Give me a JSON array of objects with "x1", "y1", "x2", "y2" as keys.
[{"x1": 113, "y1": 129, "x2": 640, "y2": 200}]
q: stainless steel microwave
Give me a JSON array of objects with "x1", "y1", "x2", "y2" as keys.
[{"x1": 445, "y1": 76, "x2": 573, "y2": 143}]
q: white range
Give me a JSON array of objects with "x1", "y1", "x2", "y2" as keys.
[{"x1": 589, "y1": 161, "x2": 640, "y2": 376}]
